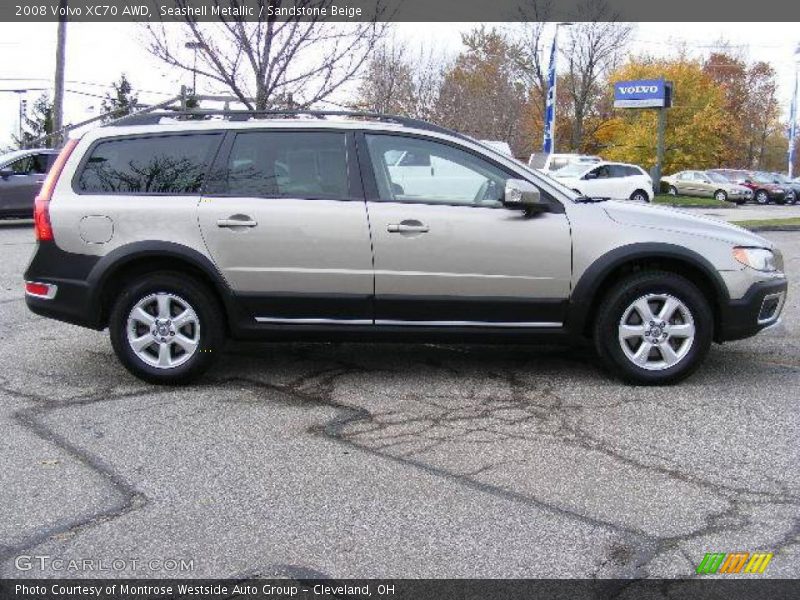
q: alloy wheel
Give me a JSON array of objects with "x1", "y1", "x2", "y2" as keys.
[
  {"x1": 618, "y1": 293, "x2": 695, "y2": 371},
  {"x1": 126, "y1": 292, "x2": 201, "y2": 369}
]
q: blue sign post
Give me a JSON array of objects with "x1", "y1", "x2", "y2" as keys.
[{"x1": 613, "y1": 78, "x2": 673, "y2": 193}]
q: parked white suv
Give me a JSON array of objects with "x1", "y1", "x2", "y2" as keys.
[
  {"x1": 528, "y1": 152, "x2": 601, "y2": 174},
  {"x1": 552, "y1": 161, "x2": 653, "y2": 202},
  {"x1": 24, "y1": 111, "x2": 786, "y2": 385}
]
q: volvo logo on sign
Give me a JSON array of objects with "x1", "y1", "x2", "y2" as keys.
[{"x1": 614, "y1": 79, "x2": 672, "y2": 108}]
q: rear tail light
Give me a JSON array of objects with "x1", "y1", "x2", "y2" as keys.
[
  {"x1": 25, "y1": 281, "x2": 58, "y2": 299},
  {"x1": 34, "y1": 138, "x2": 79, "y2": 242}
]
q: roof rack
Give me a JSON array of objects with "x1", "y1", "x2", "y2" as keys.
[{"x1": 108, "y1": 109, "x2": 472, "y2": 141}]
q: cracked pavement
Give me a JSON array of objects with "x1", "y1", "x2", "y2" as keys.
[{"x1": 0, "y1": 219, "x2": 798, "y2": 579}]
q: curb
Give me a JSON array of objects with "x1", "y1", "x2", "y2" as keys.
[
  {"x1": 736, "y1": 225, "x2": 800, "y2": 232},
  {"x1": 657, "y1": 203, "x2": 734, "y2": 209}
]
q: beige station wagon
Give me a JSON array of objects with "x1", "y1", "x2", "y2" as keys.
[{"x1": 662, "y1": 170, "x2": 753, "y2": 204}]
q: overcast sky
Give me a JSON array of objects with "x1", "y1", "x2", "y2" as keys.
[{"x1": 0, "y1": 22, "x2": 798, "y2": 147}]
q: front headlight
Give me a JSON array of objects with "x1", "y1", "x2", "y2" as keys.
[{"x1": 733, "y1": 247, "x2": 781, "y2": 272}]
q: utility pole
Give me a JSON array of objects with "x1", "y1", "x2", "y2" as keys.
[
  {"x1": 789, "y1": 43, "x2": 800, "y2": 179},
  {"x1": 52, "y1": 0, "x2": 68, "y2": 147},
  {"x1": 185, "y1": 41, "x2": 203, "y2": 95}
]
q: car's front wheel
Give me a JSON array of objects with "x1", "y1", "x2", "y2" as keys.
[
  {"x1": 593, "y1": 272, "x2": 712, "y2": 385},
  {"x1": 755, "y1": 190, "x2": 770, "y2": 205},
  {"x1": 109, "y1": 272, "x2": 225, "y2": 384},
  {"x1": 668, "y1": 185, "x2": 678, "y2": 196},
  {"x1": 714, "y1": 190, "x2": 728, "y2": 202}
]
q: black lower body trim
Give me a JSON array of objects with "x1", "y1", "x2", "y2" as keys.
[
  {"x1": 374, "y1": 295, "x2": 568, "y2": 324},
  {"x1": 24, "y1": 241, "x2": 102, "y2": 329},
  {"x1": 717, "y1": 278, "x2": 787, "y2": 342}
]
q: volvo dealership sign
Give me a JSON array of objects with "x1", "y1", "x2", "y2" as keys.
[{"x1": 613, "y1": 79, "x2": 672, "y2": 108}]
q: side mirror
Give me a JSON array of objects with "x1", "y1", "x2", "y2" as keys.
[
  {"x1": 0, "y1": 168, "x2": 12, "y2": 179},
  {"x1": 503, "y1": 179, "x2": 548, "y2": 214}
]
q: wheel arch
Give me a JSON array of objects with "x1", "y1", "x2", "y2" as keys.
[
  {"x1": 86, "y1": 241, "x2": 237, "y2": 333},
  {"x1": 569, "y1": 243, "x2": 729, "y2": 339}
]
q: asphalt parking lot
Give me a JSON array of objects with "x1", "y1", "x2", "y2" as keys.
[{"x1": 0, "y1": 217, "x2": 798, "y2": 579}]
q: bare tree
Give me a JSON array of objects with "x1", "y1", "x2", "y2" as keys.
[
  {"x1": 435, "y1": 27, "x2": 528, "y2": 155},
  {"x1": 511, "y1": 1, "x2": 554, "y2": 128},
  {"x1": 355, "y1": 36, "x2": 446, "y2": 119},
  {"x1": 356, "y1": 37, "x2": 415, "y2": 114},
  {"x1": 562, "y1": 1, "x2": 633, "y2": 150},
  {"x1": 147, "y1": 1, "x2": 387, "y2": 110}
]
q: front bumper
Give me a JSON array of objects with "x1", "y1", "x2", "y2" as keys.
[{"x1": 717, "y1": 278, "x2": 788, "y2": 342}]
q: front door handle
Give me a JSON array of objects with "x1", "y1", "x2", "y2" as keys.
[
  {"x1": 387, "y1": 221, "x2": 429, "y2": 234},
  {"x1": 217, "y1": 215, "x2": 258, "y2": 228}
]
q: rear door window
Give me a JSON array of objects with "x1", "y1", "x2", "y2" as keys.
[
  {"x1": 7, "y1": 155, "x2": 33, "y2": 175},
  {"x1": 215, "y1": 131, "x2": 352, "y2": 199},
  {"x1": 31, "y1": 153, "x2": 51, "y2": 174},
  {"x1": 76, "y1": 133, "x2": 222, "y2": 194}
]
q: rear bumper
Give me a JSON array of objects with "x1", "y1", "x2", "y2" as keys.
[
  {"x1": 24, "y1": 241, "x2": 103, "y2": 330},
  {"x1": 717, "y1": 278, "x2": 787, "y2": 342}
]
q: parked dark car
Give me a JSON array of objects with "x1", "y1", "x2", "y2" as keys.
[
  {"x1": 708, "y1": 169, "x2": 791, "y2": 205},
  {"x1": 0, "y1": 149, "x2": 59, "y2": 217},
  {"x1": 765, "y1": 173, "x2": 800, "y2": 205}
]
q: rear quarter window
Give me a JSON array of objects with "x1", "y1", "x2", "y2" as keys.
[{"x1": 76, "y1": 133, "x2": 222, "y2": 194}]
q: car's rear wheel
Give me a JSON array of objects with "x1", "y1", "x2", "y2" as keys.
[
  {"x1": 109, "y1": 272, "x2": 224, "y2": 384},
  {"x1": 787, "y1": 192, "x2": 798, "y2": 205},
  {"x1": 714, "y1": 190, "x2": 728, "y2": 202},
  {"x1": 593, "y1": 271, "x2": 712, "y2": 385},
  {"x1": 630, "y1": 189, "x2": 650, "y2": 203},
  {"x1": 755, "y1": 190, "x2": 770, "y2": 205}
]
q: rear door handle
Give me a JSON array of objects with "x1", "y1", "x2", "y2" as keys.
[
  {"x1": 217, "y1": 216, "x2": 258, "y2": 228},
  {"x1": 387, "y1": 221, "x2": 429, "y2": 234}
]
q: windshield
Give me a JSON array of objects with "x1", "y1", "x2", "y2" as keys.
[
  {"x1": 751, "y1": 172, "x2": 775, "y2": 184},
  {"x1": 552, "y1": 163, "x2": 589, "y2": 178},
  {"x1": 0, "y1": 150, "x2": 30, "y2": 168},
  {"x1": 772, "y1": 174, "x2": 789, "y2": 183},
  {"x1": 706, "y1": 172, "x2": 730, "y2": 184}
]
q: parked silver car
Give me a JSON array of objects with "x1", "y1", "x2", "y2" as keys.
[
  {"x1": 661, "y1": 170, "x2": 753, "y2": 204},
  {"x1": 0, "y1": 148, "x2": 58, "y2": 217},
  {"x1": 24, "y1": 111, "x2": 787, "y2": 385}
]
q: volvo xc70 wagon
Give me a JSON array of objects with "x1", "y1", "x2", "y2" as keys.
[{"x1": 24, "y1": 111, "x2": 787, "y2": 385}]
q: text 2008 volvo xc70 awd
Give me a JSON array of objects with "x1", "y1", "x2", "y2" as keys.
[{"x1": 24, "y1": 111, "x2": 787, "y2": 385}]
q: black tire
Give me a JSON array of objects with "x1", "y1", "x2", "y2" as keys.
[
  {"x1": 109, "y1": 272, "x2": 225, "y2": 384},
  {"x1": 593, "y1": 271, "x2": 713, "y2": 385},
  {"x1": 630, "y1": 189, "x2": 650, "y2": 203},
  {"x1": 754, "y1": 190, "x2": 770, "y2": 205},
  {"x1": 713, "y1": 190, "x2": 728, "y2": 203},
  {"x1": 787, "y1": 192, "x2": 798, "y2": 206},
  {"x1": 668, "y1": 185, "x2": 678, "y2": 196}
]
